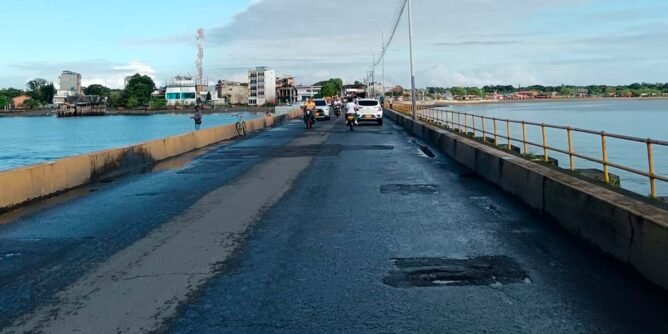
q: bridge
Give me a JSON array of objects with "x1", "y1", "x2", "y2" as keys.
[{"x1": 0, "y1": 109, "x2": 667, "y2": 333}]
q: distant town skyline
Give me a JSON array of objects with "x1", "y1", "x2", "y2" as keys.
[{"x1": 1, "y1": 0, "x2": 666, "y2": 89}]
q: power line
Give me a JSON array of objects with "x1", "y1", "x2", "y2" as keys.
[{"x1": 373, "y1": 0, "x2": 407, "y2": 67}]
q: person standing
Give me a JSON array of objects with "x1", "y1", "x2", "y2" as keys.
[{"x1": 192, "y1": 105, "x2": 203, "y2": 130}]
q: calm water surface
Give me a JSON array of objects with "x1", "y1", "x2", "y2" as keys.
[
  {"x1": 0, "y1": 112, "x2": 260, "y2": 171},
  {"x1": 439, "y1": 100, "x2": 668, "y2": 196}
]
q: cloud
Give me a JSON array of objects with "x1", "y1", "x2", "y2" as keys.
[
  {"x1": 122, "y1": 34, "x2": 193, "y2": 46},
  {"x1": 434, "y1": 40, "x2": 520, "y2": 47},
  {"x1": 202, "y1": 0, "x2": 664, "y2": 86},
  {"x1": 8, "y1": 59, "x2": 157, "y2": 89}
]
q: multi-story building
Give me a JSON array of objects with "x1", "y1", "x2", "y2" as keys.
[
  {"x1": 215, "y1": 80, "x2": 249, "y2": 105},
  {"x1": 165, "y1": 75, "x2": 198, "y2": 107},
  {"x1": 296, "y1": 85, "x2": 322, "y2": 102},
  {"x1": 54, "y1": 70, "x2": 82, "y2": 106},
  {"x1": 276, "y1": 75, "x2": 297, "y2": 104},
  {"x1": 248, "y1": 67, "x2": 276, "y2": 106},
  {"x1": 59, "y1": 71, "x2": 82, "y2": 95}
]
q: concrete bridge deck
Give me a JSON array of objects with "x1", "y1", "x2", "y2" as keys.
[{"x1": 0, "y1": 116, "x2": 666, "y2": 333}]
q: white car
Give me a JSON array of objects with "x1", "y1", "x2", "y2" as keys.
[
  {"x1": 356, "y1": 99, "x2": 383, "y2": 125},
  {"x1": 314, "y1": 99, "x2": 331, "y2": 120}
]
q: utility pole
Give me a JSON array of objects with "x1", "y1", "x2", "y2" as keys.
[
  {"x1": 371, "y1": 53, "x2": 376, "y2": 97},
  {"x1": 382, "y1": 31, "x2": 385, "y2": 99},
  {"x1": 407, "y1": 0, "x2": 417, "y2": 119}
]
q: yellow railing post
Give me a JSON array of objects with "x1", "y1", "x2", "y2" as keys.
[
  {"x1": 458, "y1": 113, "x2": 461, "y2": 132},
  {"x1": 464, "y1": 114, "x2": 468, "y2": 135},
  {"x1": 541, "y1": 124, "x2": 548, "y2": 161},
  {"x1": 481, "y1": 116, "x2": 486, "y2": 143},
  {"x1": 647, "y1": 140, "x2": 656, "y2": 198},
  {"x1": 506, "y1": 120, "x2": 511, "y2": 150},
  {"x1": 601, "y1": 132, "x2": 610, "y2": 184},
  {"x1": 522, "y1": 121, "x2": 528, "y2": 154},
  {"x1": 493, "y1": 118, "x2": 498, "y2": 144},
  {"x1": 567, "y1": 128, "x2": 575, "y2": 171}
]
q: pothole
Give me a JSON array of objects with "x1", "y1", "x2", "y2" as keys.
[
  {"x1": 384, "y1": 256, "x2": 529, "y2": 288},
  {"x1": 380, "y1": 184, "x2": 439, "y2": 195},
  {"x1": 410, "y1": 140, "x2": 436, "y2": 158}
]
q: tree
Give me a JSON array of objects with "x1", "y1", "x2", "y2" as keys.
[
  {"x1": 450, "y1": 87, "x2": 466, "y2": 97},
  {"x1": 24, "y1": 98, "x2": 41, "y2": 109},
  {"x1": 149, "y1": 96, "x2": 167, "y2": 109},
  {"x1": 0, "y1": 88, "x2": 24, "y2": 99},
  {"x1": 108, "y1": 91, "x2": 123, "y2": 108},
  {"x1": 41, "y1": 83, "x2": 56, "y2": 104},
  {"x1": 126, "y1": 96, "x2": 140, "y2": 109},
  {"x1": 391, "y1": 86, "x2": 404, "y2": 95},
  {"x1": 604, "y1": 86, "x2": 617, "y2": 96},
  {"x1": 315, "y1": 78, "x2": 343, "y2": 97},
  {"x1": 0, "y1": 94, "x2": 10, "y2": 108},
  {"x1": 319, "y1": 82, "x2": 338, "y2": 97},
  {"x1": 467, "y1": 87, "x2": 483, "y2": 97},
  {"x1": 26, "y1": 78, "x2": 54, "y2": 103},
  {"x1": 85, "y1": 84, "x2": 111, "y2": 97},
  {"x1": 122, "y1": 74, "x2": 155, "y2": 108},
  {"x1": 558, "y1": 86, "x2": 574, "y2": 97}
]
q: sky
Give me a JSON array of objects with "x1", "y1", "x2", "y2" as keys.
[{"x1": 1, "y1": 0, "x2": 667, "y2": 90}]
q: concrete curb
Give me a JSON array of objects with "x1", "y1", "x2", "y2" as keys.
[
  {"x1": 385, "y1": 108, "x2": 668, "y2": 290},
  {"x1": 0, "y1": 110, "x2": 303, "y2": 213}
]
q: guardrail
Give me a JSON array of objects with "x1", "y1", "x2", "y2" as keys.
[{"x1": 387, "y1": 103, "x2": 667, "y2": 198}]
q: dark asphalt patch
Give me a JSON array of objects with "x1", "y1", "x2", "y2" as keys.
[
  {"x1": 204, "y1": 145, "x2": 394, "y2": 159},
  {"x1": 176, "y1": 161, "x2": 243, "y2": 174},
  {"x1": 380, "y1": 184, "x2": 439, "y2": 195},
  {"x1": 410, "y1": 140, "x2": 436, "y2": 158},
  {"x1": 383, "y1": 256, "x2": 529, "y2": 288}
]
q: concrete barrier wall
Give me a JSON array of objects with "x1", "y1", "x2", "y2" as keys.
[
  {"x1": 385, "y1": 108, "x2": 668, "y2": 290},
  {"x1": 0, "y1": 110, "x2": 303, "y2": 212}
]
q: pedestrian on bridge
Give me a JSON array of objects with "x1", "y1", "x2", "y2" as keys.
[{"x1": 192, "y1": 105, "x2": 203, "y2": 131}]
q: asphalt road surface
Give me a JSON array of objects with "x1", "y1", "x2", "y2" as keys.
[{"x1": 0, "y1": 115, "x2": 666, "y2": 333}]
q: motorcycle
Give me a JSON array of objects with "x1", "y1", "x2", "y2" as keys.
[
  {"x1": 304, "y1": 109, "x2": 314, "y2": 129},
  {"x1": 334, "y1": 105, "x2": 341, "y2": 117},
  {"x1": 346, "y1": 113, "x2": 356, "y2": 131}
]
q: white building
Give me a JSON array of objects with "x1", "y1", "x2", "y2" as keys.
[
  {"x1": 165, "y1": 75, "x2": 198, "y2": 107},
  {"x1": 248, "y1": 67, "x2": 276, "y2": 106},
  {"x1": 54, "y1": 70, "x2": 82, "y2": 106},
  {"x1": 296, "y1": 85, "x2": 322, "y2": 102},
  {"x1": 215, "y1": 80, "x2": 249, "y2": 105}
]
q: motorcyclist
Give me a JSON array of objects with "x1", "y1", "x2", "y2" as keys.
[
  {"x1": 345, "y1": 98, "x2": 358, "y2": 126},
  {"x1": 303, "y1": 97, "x2": 316, "y2": 125},
  {"x1": 333, "y1": 97, "x2": 342, "y2": 116}
]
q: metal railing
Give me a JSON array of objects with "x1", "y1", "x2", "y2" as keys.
[{"x1": 387, "y1": 103, "x2": 667, "y2": 198}]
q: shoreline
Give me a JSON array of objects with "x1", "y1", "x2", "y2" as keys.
[
  {"x1": 0, "y1": 106, "x2": 278, "y2": 118},
  {"x1": 422, "y1": 96, "x2": 668, "y2": 107}
]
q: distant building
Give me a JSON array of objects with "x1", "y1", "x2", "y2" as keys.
[
  {"x1": 54, "y1": 70, "x2": 82, "y2": 106},
  {"x1": 343, "y1": 84, "x2": 366, "y2": 98},
  {"x1": 276, "y1": 76, "x2": 297, "y2": 104},
  {"x1": 215, "y1": 80, "x2": 249, "y2": 105},
  {"x1": 12, "y1": 95, "x2": 31, "y2": 109},
  {"x1": 165, "y1": 75, "x2": 197, "y2": 107},
  {"x1": 367, "y1": 82, "x2": 385, "y2": 97},
  {"x1": 296, "y1": 85, "x2": 322, "y2": 102},
  {"x1": 248, "y1": 67, "x2": 276, "y2": 106}
]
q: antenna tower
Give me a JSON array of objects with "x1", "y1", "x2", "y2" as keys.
[{"x1": 196, "y1": 28, "x2": 205, "y2": 85}]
